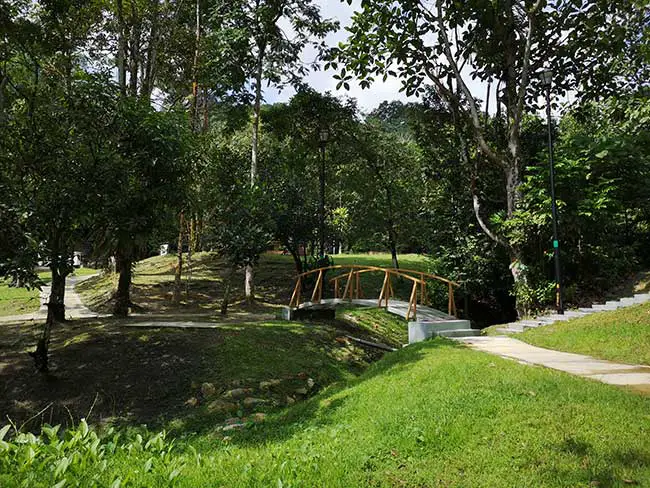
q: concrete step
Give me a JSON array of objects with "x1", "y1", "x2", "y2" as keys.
[
  {"x1": 522, "y1": 324, "x2": 545, "y2": 330},
  {"x1": 590, "y1": 304, "x2": 619, "y2": 311},
  {"x1": 494, "y1": 324, "x2": 524, "y2": 333},
  {"x1": 506, "y1": 322, "x2": 526, "y2": 332},
  {"x1": 634, "y1": 294, "x2": 650, "y2": 303},
  {"x1": 563, "y1": 311, "x2": 588, "y2": 317},
  {"x1": 619, "y1": 297, "x2": 636, "y2": 305},
  {"x1": 518, "y1": 319, "x2": 543, "y2": 326},
  {"x1": 435, "y1": 328, "x2": 482, "y2": 338},
  {"x1": 605, "y1": 300, "x2": 623, "y2": 308},
  {"x1": 579, "y1": 307, "x2": 598, "y2": 313},
  {"x1": 540, "y1": 314, "x2": 572, "y2": 322},
  {"x1": 409, "y1": 320, "x2": 470, "y2": 333},
  {"x1": 408, "y1": 320, "x2": 472, "y2": 343}
]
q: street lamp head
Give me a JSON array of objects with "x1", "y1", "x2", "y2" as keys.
[
  {"x1": 319, "y1": 128, "x2": 329, "y2": 143},
  {"x1": 540, "y1": 69, "x2": 553, "y2": 87}
]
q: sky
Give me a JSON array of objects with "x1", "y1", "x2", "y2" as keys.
[
  {"x1": 264, "y1": 0, "x2": 494, "y2": 114},
  {"x1": 263, "y1": 0, "x2": 571, "y2": 116},
  {"x1": 264, "y1": 0, "x2": 421, "y2": 113}
]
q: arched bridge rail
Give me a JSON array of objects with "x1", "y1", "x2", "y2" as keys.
[{"x1": 288, "y1": 265, "x2": 459, "y2": 321}]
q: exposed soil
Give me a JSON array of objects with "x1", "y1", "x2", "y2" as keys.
[{"x1": 0, "y1": 315, "x2": 384, "y2": 433}]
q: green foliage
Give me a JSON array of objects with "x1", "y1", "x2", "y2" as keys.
[
  {"x1": 91, "y1": 98, "x2": 190, "y2": 262},
  {"x1": 203, "y1": 130, "x2": 272, "y2": 269},
  {"x1": 516, "y1": 96, "x2": 650, "y2": 300},
  {"x1": 0, "y1": 421, "x2": 187, "y2": 487},
  {"x1": 210, "y1": 187, "x2": 273, "y2": 269}
]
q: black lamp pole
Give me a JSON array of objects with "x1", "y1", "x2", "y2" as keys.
[
  {"x1": 541, "y1": 69, "x2": 563, "y2": 314},
  {"x1": 319, "y1": 128, "x2": 329, "y2": 258}
]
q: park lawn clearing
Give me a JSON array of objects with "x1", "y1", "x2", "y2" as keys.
[
  {"x1": 1, "y1": 339, "x2": 649, "y2": 487},
  {"x1": 76, "y1": 252, "x2": 439, "y2": 315},
  {"x1": 0, "y1": 281, "x2": 40, "y2": 316},
  {"x1": 519, "y1": 302, "x2": 650, "y2": 366}
]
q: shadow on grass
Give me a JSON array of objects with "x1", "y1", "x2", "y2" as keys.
[
  {"x1": 224, "y1": 339, "x2": 459, "y2": 448},
  {"x1": 547, "y1": 437, "x2": 650, "y2": 487},
  {"x1": 0, "y1": 315, "x2": 445, "y2": 441}
]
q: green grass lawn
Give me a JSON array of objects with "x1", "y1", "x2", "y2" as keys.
[
  {"x1": 0, "y1": 281, "x2": 40, "y2": 316},
  {"x1": 2, "y1": 339, "x2": 649, "y2": 487},
  {"x1": 77, "y1": 252, "x2": 442, "y2": 315},
  {"x1": 519, "y1": 302, "x2": 650, "y2": 366},
  {"x1": 338, "y1": 306, "x2": 409, "y2": 347}
]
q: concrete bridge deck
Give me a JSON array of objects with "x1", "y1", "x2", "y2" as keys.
[{"x1": 286, "y1": 298, "x2": 478, "y2": 343}]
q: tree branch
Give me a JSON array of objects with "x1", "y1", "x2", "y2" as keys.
[
  {"x1": 431, "y1": 0, "x2": 504, "y2": 168},
  {"x1": 513, "y1": 0, "x2": 543, "y2": 136}
]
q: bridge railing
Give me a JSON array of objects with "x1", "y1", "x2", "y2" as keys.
[{"x1": 288, "y1": 265, "x2": 459, "y2": 320}]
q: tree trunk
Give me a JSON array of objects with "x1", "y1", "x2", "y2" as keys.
[
  {"x1": 288, "y1": 247, "x2": 303, "y2": 274},
  {"x1": 30, "y1": 314, "x2": 54, "y2": 373},
  {"x1": 116, "y1": 0, "x2": 127, "y2": 95},
  {"x1": 220, "y1": 267, "x2": 236, "y2": 315},
  {"x1": 186, "y1": 218, "x2": 193, "y2": 294},
  {"x1": 251, "y1": 47, "x2": 264, "y2": 187},
  {"x1": 389, "y1": 240, "x2": 399, "y2": 270},
  {"x1": 128, "y1": 4, "x2": 141, "y2": 97},
  {"x1": 244, "y1": 264, "x2": 254, "y2": 303},
  {"x1": 173, "y1": 211, "x2": 184, "y2": 303},
  {"x1": 140, "y1": 0, "x2": 159, "y2": 101},
  {"x1": 113, "y1": 253, "x2": 132, "y2": 317},
  {"x1": 243, "y1": 43, "x2": 266, "y2": 304},
  {"x1": 47, "y1": 265, "x2": 67, "y2": 323}
]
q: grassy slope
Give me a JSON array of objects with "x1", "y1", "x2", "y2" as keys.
[
  {"x1": 3, "y1": 340, "x2": 650, "y2": 487},
  {"x1": 338, "y1": 307, "x2": 409, "y2": 347},
  {"x1": 0, "y1": 317, "x2": 382, "y2": 430},
  {"x1": 519, "y1": 302, "x2": 650, "y2": 366},
  {"x1": 76, "y1": 252, "x2": 435, "y2": 314}
]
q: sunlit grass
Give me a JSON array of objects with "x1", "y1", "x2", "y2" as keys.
[
  {"x1": 3, "y1": 339, "x2": 650, "y2": 487},
  {"x1": 520, "y1": 302, "x2": 650, "y2": 366}
]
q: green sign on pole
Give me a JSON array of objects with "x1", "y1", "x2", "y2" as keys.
[{"x1": 553, "y1": 240, "x2": 559, "y2": 249}]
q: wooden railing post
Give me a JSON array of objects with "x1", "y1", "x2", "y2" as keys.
[
  {"x1": 311, "y1": 270, "x2": 323, "y2": 303},
  {"x1": 342, "y1": 269, "x2": 354, "y2": 301},
  {"x1": 420, "y1": 273, "x2": 426, "y2": 306},
  {"x1": 406, "y1": 281, "x2": 418, "y2": 321},
  {"x1": 334, "y1": 278, "x2": 339, "y2": 299},
  {"x1": 378, "y1": 272, "x2": 388, "y2": 308},
  {"x1": 448, "y1": 282, "x2": 457, "y2": 316},
  {"x1": 355, "y1": 272, "x2": 360, "y2": 299},
  {"x1": 290, "y1": 277, "x2": 302, "y2": 308}
]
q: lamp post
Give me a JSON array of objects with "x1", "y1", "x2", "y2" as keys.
[
  {"x1": 541, "y1": 68, "x2": 563, "y2": 314},
  {"x1": 319, "y1": 128, "x2": 329, "y2": 258}
]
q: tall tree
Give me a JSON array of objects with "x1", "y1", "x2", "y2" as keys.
[
  {"x1": 207, "y1": 0, "x2": 337, "y2": 300},
  {"x1": 330, "y1": 0, "x2": 648, "y2": 314},
  {"x1": 94, "y1": 100, "x2": 188, "y2": 317}
]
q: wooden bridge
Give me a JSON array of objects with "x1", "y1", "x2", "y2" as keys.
[{"x1": 285, "y1": 265, "x2": 477, "y2": 342}]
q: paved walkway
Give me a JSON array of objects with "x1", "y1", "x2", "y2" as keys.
[
  {"x1": 459, "y1": 336, "x2": 650, "y2": 391},
  {"x1": 0, "y1": 274, "x2": 101, "y2": 323}
]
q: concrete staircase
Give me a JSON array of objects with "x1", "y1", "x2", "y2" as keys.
[{"x1": 494, "y1": 292, "x2": 650, "y2": 334}]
